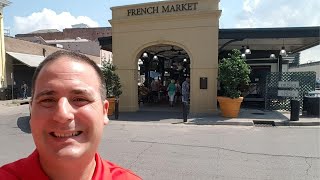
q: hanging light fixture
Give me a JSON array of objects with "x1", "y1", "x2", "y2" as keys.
[
  {"x1": 153, "y1": 55, "x2": 158, "y2": 61},
  {"x1": 270, "y1": 54, "x2": 276, "y2": 59},
  {"x1": 142, "y1": 52, "x2": 148, "y2": 58},
  {"x1": 245, "y1": 46, "x2": 251, "y2": 55},
  {"x1": 279, "y1": 39, "x2": 287, "y2": 56},
  {"x1": 244, "y1": 39, "x2": 251, "y2": 55},
  {"x1": 280, "y1": 46, "x2": 287, "y2": 56}
]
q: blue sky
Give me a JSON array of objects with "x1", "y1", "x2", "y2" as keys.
[{"x1": 3, "y1": 0, "x2": 320, "y2": 63}]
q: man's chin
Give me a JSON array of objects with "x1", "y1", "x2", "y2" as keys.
[{"x1": 55, "y1": 147, "x2": 85, "y2": 160}]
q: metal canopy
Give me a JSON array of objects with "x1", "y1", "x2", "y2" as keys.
[
  {"x1": 7, "y1": 52, "x2": 44, "y2": 67},
  {"x1": 219, "y1": 26, "x2": 320, "y2": 54},
  {"x1": 99, "y1": 26, "x2": 320, "y2": 60}
]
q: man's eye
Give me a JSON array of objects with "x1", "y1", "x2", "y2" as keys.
[
  {"x1": 74, "y1": 98, "x2": 88, "y2": 102},
  {"x1": 40, "y1": 99, "x2": 55, "y2": 103},
  {"x1": 38, "y1": 98, "x2": 56, "y2": 107}
]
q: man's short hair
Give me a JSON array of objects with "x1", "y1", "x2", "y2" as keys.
[{"x1": 31, "y1": 50, "x2": 107, "y2": 101}]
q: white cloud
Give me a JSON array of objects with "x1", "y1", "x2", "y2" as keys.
[
  {"x1": 236, "y1": 0, "x2": 320, "y2": 28},
  {"x1": 13, "y1": 8, "x2": 99, "y2": 34},
  {"x1": 233, "y1": 0, "x2": 320, "y2": 63}
]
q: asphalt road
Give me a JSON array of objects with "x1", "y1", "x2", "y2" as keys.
[{"x1": 0, "y1": 105, "x2": 319, "y2": 180}]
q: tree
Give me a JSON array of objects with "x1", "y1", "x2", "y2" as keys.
[
  {"x1": 218, "y1": 49, "x2": 251, "y2": 99},
  {"x1": 101, "y1": 61, "x2": 122, "y2": 98}
]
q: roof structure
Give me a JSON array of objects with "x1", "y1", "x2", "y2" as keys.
[
  {"x1": 5, "y1": 36, "x2": 101, "y2": 66},
  {"x1": 29, "y1": 29, "x2": 61, "y2": 34},
  {"x1": 7, "y1": 52, "x2": 44, "y2": 67},
  {"x1": 99, "y1": 26, "x2": 320, "y2": 60}
]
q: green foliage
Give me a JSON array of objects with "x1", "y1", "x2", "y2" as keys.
[
  {"x1": 101, "y1": 61, "x2": 122, "y2": 98},
  {"x1": 218, "y1": 49, "x2": 251, "y2": 99}
]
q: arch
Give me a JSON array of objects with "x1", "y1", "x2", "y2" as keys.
[{"x1": 133, "y1": 40, "x2": 194, "y2": 66}]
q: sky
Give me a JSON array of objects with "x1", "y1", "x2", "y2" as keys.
[{"x1": 3, "y1": 0, "x2": 320, "y2": 63}]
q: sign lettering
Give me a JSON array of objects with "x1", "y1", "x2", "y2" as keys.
[
  {"x1": 277, "y1": 90, "x2": 299, "y2": 97},
  {"x1": 278, "y1": 81, "x2": 300, "y2": 88},
  {"x1": 127, "y1": 2, "x2": 198, "y2": 16}
]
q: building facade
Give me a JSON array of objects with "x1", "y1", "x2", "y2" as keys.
[{"x1": 110, "y1": 0, "x2": 221, "y2": 113}]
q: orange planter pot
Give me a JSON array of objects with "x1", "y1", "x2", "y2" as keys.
[
  {"x1": 107, "y1": 97, "x2": 115, "y2": 115},
  {"x1": 217, "y1": 96, "x2": 243, "y2": 118}
]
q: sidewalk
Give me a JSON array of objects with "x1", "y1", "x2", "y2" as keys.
[
  {"x1": 185, "y1": 109, "x2": 320, "y2": 126},
  {"x1": 109, "y1": 108, "x2": 320, "y2": 127},
  {"x1": 0, "y1": 98, "x2": 30, "y2": 108}
]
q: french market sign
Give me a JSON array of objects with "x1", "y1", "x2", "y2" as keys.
[{"x1": 127, "y1": 2, "x2": 198, "y2": 16}]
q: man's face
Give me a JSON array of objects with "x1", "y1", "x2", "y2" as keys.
[{"x1": 30, "y1": 57, "x2": 109, "y2": 161}]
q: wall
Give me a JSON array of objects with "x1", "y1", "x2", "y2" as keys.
[{"x1": 289, "y1": 62, "x2": 320, "y2": 79}]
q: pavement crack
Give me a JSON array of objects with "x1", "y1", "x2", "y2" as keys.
[
  {"x1": 131, "y1": 140, "x2": 320, "y2": 159},
  {"x1": 305, "y1": 158, "x2": 312, "y2": 176},
  {"x1": 128, "y1": 142, "x2": 154, "y2": 169}
]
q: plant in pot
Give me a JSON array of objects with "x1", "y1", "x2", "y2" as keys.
[
  {"x1": 217, "y1": 49, "x2": 251, "y2": 118},
  {"x1": 101, "y1": 60, "x2": 122, "y2": 115}
]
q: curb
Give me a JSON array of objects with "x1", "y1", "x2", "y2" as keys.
[{"x1": 185, "y1": 119, "x2": 320, "y2": 127}]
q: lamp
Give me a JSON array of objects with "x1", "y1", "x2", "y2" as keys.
[
  {"x1": 142, "y1": 52, "x2": 148, "y2": 58},
  {"x1": 280, "y1": 46, "x2": 287, "y2": 56},
  {"x1": 241, "y1": 53, "x2": 246, "y2": 59},
  {"x1": 245, "y1": 46, "x2": 251, "y2": 55},
  {"x1": 153, "y1": 55, "x2": 158, "y2": 61},
  {"x1": 270, "y1": 54, "x2": 276, "y2": 59}
]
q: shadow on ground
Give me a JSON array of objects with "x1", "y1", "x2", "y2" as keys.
[
  {"x1": 187, "y1": 109, "x2": 289, "y2": 125},
  {"x1": 109, "y1": 107, "x2": 289, "y2": 125},
  {"x1": 17, "y1": 116, "x2": 31, "y2": 133},
  {"x1": 109, "y1": 111, "x2": 183, "y2": 123}
]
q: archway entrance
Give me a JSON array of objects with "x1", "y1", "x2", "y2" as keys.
[
  {"x1": 137, "y1": 44, "x2": 190, "y2": 111},
  {"x1": 110, "y1": 0, "x2": 221, "y2": 113}
]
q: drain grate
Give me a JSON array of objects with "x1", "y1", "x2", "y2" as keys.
[
  {"x1": 253, "y1": 120, "x2": 275, "y2": 126},
  {"x1": 251, "y1": 112, "x2": 265, "y2": 115}
]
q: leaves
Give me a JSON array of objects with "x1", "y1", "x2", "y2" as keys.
[
  {"x1": 218, "y1": 49, "x2": 251, "y2": 99},
  {"x1": 101, "y1": 61, "x2": 122, "y2": 98}
]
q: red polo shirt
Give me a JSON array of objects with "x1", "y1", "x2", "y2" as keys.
[{"x1": 0, "y1": 150, "x2": 141, "y2": 180}]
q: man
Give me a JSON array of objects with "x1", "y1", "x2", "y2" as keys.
[
  {"x1": 21, "y1": 81, "x2": 28, "y2": 99},
  {"x1": 0, "y1": 51, "x2": 141, "y2": 180},
  {"x1": 182, "y1": 77, "x2": 190, "y2": 103}
]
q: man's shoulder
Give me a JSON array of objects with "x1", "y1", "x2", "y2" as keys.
[
  {"x1": 0, "y1": 157, "x2": 28, "y2": 179},
  {"x1": 102, "y1": 160, "x2": 142, "y2": 180},
  {"x1": 0, "y1": 150, "x2": 48, "y2": 180}
]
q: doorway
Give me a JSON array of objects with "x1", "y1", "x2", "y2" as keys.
[{"x1": 137, "y1": 44, "x2": 190, "y2": 111}]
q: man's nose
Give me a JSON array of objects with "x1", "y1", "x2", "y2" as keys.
[{"x1": 52, "y1": 97, "x2": 74, "y2": 123}]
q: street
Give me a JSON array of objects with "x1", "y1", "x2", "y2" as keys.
[{"x1": 0, "y1": 105, "x2": 319, "y2": 180}]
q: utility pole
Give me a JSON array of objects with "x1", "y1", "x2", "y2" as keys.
[{"x1": 0, "y1": 0, "x2": 11, "y2": 88}]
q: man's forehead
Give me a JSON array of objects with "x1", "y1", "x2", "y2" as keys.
[
  {"x1": 36, "y1": 58, "x2": 100, "y2": 88},
  {"x1": 43, "y1": 57, "x2": 88, "y2": 71}
]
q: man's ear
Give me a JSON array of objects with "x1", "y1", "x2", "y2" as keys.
[
  {"x1": 29, "y1": 100, "x2": 32, "y2": 117},
  {"x1": 103, "y1": 100, "x2": 109, "y2": 125}
]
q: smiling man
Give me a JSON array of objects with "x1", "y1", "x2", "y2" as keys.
[{"x1": 0, "y1": 51, "x2": 141, "y2": 180}]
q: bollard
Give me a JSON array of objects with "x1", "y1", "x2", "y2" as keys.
[
  {"x1": 115, "y1": 99, "x2": 119, "y2": 120},
  {"x1": 290, "y1": 99, "x2": 299, "y2": 121},
  {"x1": 182, "y1": 102, "x2": 188, "y2": 122}
]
